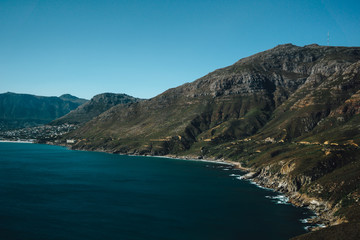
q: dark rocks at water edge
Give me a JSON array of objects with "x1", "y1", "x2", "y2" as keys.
[{"x1": 58, "y1": 44, "x2": 360, "y2": 240}]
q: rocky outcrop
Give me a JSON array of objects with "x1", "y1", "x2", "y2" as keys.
[{"x1": 248, "y1": 165, "x2": 342, "y2": 230}]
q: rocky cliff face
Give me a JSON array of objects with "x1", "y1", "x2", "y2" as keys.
[
  {"x1": 63, "y1": 44, "x2": 360, "y2": 238},
  {"x1": 0, "y1": 92, "x2": 87, "y2": 130}
]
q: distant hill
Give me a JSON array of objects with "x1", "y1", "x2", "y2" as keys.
[
  {"x1": 51, "y1": 93, "x2": 142, "y2": 125},
  {"x1": 0, "y1": 92, "x2": 88, "y2": 131},
  {"x1": 59, "y1": 94, "x2": 88, "y2": 105}
]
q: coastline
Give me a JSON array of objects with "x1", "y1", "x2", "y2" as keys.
[
  {"x1": 0, "y1": 140, "x2": 34, "y2": 143},
  {"x1": 162, "y1": 154, "x2": 252, "y2": 171},
  {"x1": 242, "y1": 169, "x2": 344, "y2": 232},
  {"x1": 119, "y1": 153, "x2": 334, "y2": 232},
  {"x1": 63, "y1": 145, "x2": 324, "y2": 231},
  {"x1": 83, "y1": 148, "x2": 328, "y2": 231},
  {"x1": 0, "y1": 141, "x2": 316, "y2": 240},
  {"x1": 12, "y1": 141, "x2": 331, "y2": 233}
]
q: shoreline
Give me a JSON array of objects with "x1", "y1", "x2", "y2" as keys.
[
  {"x1": 115, "y1": 152, "x2": 330, "y2": 232},
  {"x1": 2, "y1": 140, "x2": 327, "y2": 233},
  {"x1": 162, "y1": 154, "x2": 252, "y2": 171},
  {"x1": 0, "y1": 140, "x2": 34, "y2": 143},
  {"x1": 65, "y1": 146, "x2": 323, "y2": 231}
]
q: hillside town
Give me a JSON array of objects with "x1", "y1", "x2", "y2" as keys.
[{"x1": 0, "y1": 124, "x2": 78, "y2": 142}]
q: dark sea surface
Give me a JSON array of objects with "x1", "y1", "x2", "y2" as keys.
[{"x1": 0, "y1": 142, "x2": 313, "y2": 240}]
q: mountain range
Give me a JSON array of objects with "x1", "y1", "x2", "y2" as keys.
[
  {"x1": 61, "y1": 44, "x2": 360, "y2": 239},
  {"x1": 0, "y1": 92, "x2": 88, "y2": 131},
  {"x1": 68, "y1": 44, "x2": 360, "y2": 154}
]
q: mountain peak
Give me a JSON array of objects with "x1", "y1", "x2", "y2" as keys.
[
  {"x1": 274, "y1": 43, "x2": 296, "y2": 48},
  {"x1": 304, "y1": 43, "x2": 321, "y2": 48},
  {"x1": 60, "y1": 94, "x2": 78, "y2": 99},
  {"x1": 59, "y1": 94, "x2": 88, "y2": 105},
  {"x1": 51, "y1": 92, "x2": 142, "y2": 125}
]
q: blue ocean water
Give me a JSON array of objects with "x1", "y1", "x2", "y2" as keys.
[{"x1": 0, "y1": 142, "x2": 312, "y2": 240}]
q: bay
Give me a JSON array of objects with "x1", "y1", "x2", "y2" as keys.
[{"x1": 0, "y1": 142, "x2": 312, "y2": 240}]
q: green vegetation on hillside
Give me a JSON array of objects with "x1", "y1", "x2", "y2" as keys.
[{"x1": 0, "y1": 92, "x2": 87, "y2": 130}]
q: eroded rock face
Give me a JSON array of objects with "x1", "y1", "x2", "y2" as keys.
[
  {"x1": 250, "y1": 164, "x2": 341, "y2": 229},
  {"x1": 178, "y1": 44, "x2": 359, "y2": 99}
]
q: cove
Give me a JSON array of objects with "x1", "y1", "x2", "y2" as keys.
[{"x1": 0, "y1": 142, "x2": 312, "y2": 240}]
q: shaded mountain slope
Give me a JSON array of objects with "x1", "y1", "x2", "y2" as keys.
[
  {"x1": 51, "y1": 93, "x2": 142, "y2": 125},
  {"x1": 0, "y1": 92, "x2": 87, "y2": 130}
]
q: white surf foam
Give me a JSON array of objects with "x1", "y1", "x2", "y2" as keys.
[
  {"x1": 229, "y1": 174, "x2": 241, "y2": 177},
  {"x1": 300, "y1": 218, "x2": 308, "y2": 223},
  {"x1": 317, "y1": 223, "x2": 326, "y2": 228},
  {"x1": 228, "y1": 173, "x2": 244, "y2": 180},
  {"x1": 303, "y1": 223, "x2": 326, "y2": 231},
  {"x1": 248, "y1": 180, "x2": 274, "y2": 191},
  {"x1": 304, "y1": 225, "x2": 311, "y2": 231},
  {"x1": 265, "y1": 195, "x2": 290, "y2": 205}
]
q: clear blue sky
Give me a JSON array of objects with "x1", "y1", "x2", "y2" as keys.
[{"x1": 1, "y1": 0, "x2": 359, "y2": 99}]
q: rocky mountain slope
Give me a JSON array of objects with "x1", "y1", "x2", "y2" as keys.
[
  {"x1": 63, "y1": 44, "x2": 360, "y2": 239},
  {"x1": 51, "y1": 93, "x2": 142, "y2": 125},
  {"x1": 0, "y1": 92, "x2": 87, "y2": 130}
]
